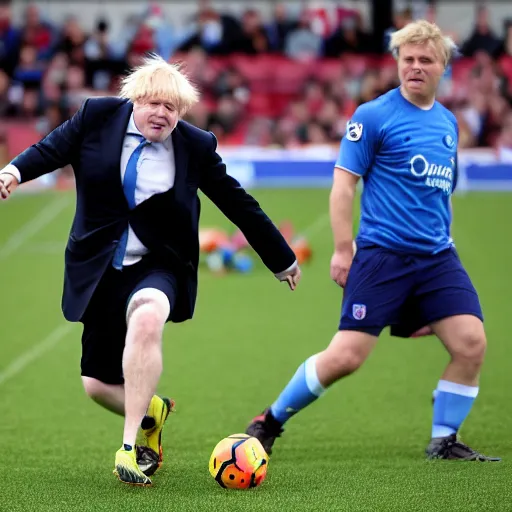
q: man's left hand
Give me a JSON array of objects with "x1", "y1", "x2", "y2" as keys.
[{"x1": 276, "y1": 264, "x2": 301, "y2": 291}]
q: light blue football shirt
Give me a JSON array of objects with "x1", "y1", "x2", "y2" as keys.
[{"x1": 336, "y1": 87, "x2": 458, "y2": 254}]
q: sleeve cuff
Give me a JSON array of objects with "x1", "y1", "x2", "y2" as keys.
[
  {"x1": 0, "y1": 164, "x2": 21, "y2": 183},
  {"x1": 334, "y1": 165, "x2": 363, "y2": 177},
  {"x1": 274, "y1": 259, "x2": 298, "y2": 280}
]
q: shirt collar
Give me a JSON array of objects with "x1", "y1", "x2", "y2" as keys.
[
  {"x1": 126, "y1": 113, "x2": 173, "y2": 150},
  {"x1": 126, "y1": 113, "x2": 141, "y2": 137}
]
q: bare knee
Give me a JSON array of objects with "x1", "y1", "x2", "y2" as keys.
[
  {"x1": 433, "y1": 315, "x2": 487, "y2": 370},
  {"x1": 130, "y1": 304, "x2": 164, "y2": 339},
  {"x1": 126, "y1": 288, "x2": 170, "y2": 342},
  {"x1": 317, "y1": 331, "x2": 377, "y2": 385},
  {"x1": 327, "y1": 347, "x2": 366, "y2": 375},
  {"x1": 449, "y1": 329, "x2": 487, "y2": 367},
  {"x1": 82, "y1": 376, "x2": 108, "y2": 401}
]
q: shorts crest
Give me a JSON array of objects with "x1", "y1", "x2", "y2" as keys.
[{"x1": 352, "y1": 303, "x2": 366, "y2": 320}]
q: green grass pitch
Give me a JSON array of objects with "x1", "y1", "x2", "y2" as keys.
[{"x1": 0, "y1": 188, "x2": 510, "y2": 511}]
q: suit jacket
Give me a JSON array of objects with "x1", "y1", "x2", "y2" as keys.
[{"x1": 12, "y1": 97, "x2": 296, "y2": 323}]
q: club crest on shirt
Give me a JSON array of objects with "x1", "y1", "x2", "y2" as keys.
[
  {"x1": 443, "y1": 134, "x2": 455, "y2": 149},
  {"x1": 346, "y1": 121, "x2": 363, "y2": 142},
  {"x1": 352, "y1": 303, "x2": 366, "y2": 320}
]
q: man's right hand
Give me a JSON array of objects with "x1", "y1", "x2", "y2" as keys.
[
  {"x1": 0, "y1": 173, "x2": 19, "y2": 200},
  {"x1": 330, "y1": 247, "x2": 354, "y2": 288}
]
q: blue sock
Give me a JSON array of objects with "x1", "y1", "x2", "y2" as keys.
[
  {"x1": 432, "y1": 380, "x2": 478, "y2": 438},
  {"x1": 270, "y1": 355, "x2": 326, "y2": 424}
]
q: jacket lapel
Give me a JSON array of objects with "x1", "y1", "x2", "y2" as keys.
[
  {"x1": 101, "y1": 100, "x2": 133, "y2": 208},
  {"x1": 171, "y1": 122, "x2": 189, "y2": 195}
]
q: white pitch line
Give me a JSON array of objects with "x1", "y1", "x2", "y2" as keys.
[
  {"x1": 0, "y1": 323, "x2": 73, "y2": 387},
  {"x1": 0, "y1": 195, "x2": 71, "y2": 259},
  {"x1": 23, "y1": 242, "x2": 65, "y2": 254}
]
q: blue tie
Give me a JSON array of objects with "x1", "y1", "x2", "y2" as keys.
[{"x1": 112, "y1": 136, "x2": 148, "y2": 270}]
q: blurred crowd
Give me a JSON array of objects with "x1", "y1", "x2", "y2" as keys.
[{"x1": 0, "y1": 1, "x2": 512, "y2": 152}]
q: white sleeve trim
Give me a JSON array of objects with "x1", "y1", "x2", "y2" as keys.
[
  {"x1": 0, "y1": 164, "x2": 21, "y2": 183},
  {"x1": 275, "y1": 259, "x2": 298, "y2": 280},
  {"x1": 334, "y1": 165, "x2": 363, "y2": 177}
]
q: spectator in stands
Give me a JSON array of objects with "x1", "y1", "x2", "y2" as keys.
[
  {"x1": 460, "y1": 89, "x2": 487, "y2": 146},
  {"x1": 452, "y1": 106, "x2": 477, "y2": 148},
  {"x1": 499, "y1": 18, "x2": 512, "y2": 57},
  {"x1": 20, "y1": 3, "x2": 55, "y2": 61},
  {"x1": 378, "y1": 64, "x2": 400, "y2": 93},
  {"x1": 304, "y1": 121, "x2": 330, "y2": 145},
  {"x1": 461, "y1": 4, "x2": 502, "y2": 58},
  {"x1": 303, "y1": 79, "x2": 325, "y2": 116},
  {"x1": 0, "y1": 69, "x2": 10, "y2": 117},
  {"x1": 177, "y1": 4, "x2": 240, "y2": 56},
  {"x1": 212, "y1": 66, "x2": 250, "y2": 104},
  {"x1": 60, "y1": 65, "x2": 88, "y2": 115},
  {"x1": 423, "y1": 3, "x2": 459, "y2": 44},
  {"x1": 266, "y1": 2, "x2": 295, "y2": 52},
  {"x1": 19, "y1": 88, "x2": 39, "y2": 119},
  {"x1": 35, "y1": 101, "x2": 63, "y2": 136},
  {"x1": 323, "y1": 13, "x2": 372, "y2": 57},
  {"x1": 272, "y1": 117, "x2": 301, "y2": 148},
  {"x1": 496, "y1": 111, "x2": 512, "y2": 161},
  {"x1": 84, "y1": 19, "x2": 115, "y2": 90},
  {"x1": 129, "y1": 22, "x2": 156, "y2": 56},
  {"x1": 284, "y1": 10, "x2": 323, "y2": 61},
  {"x1": 235, "y1": 9, "x2": 270, "y2": 54},
  {"x1": 41, "y1": 51, "x2": 69, "y2": 103},
  {"x1": 207, "y1": 95, "x2": 242, "y2": 137},
  {"x1": 316, "y1": 98, "x2": 344, "y2": 141},
  {"x1": 143, "y1": 2, "x2": 182, "y2": 61},
  {"x1": 485, "y1": 94, "x2": 511, "y2": 145},
  {"x1": 177, "y1": 47, "x2": 216, "y2": 100},
  {"x1": 183, "y1": 100, "x2": 210, "y2": 131},
  {"x1": 1, "y1": 1, "x2": 510, "y2": 150},
  {"x1": 109, "y1": 13, "x2": 142, "y2": 60},
  {"x1": 0, "y1": 2, "x2": 20, "y2": 76},
  {"x1": 55, "y1": 16, "x2": 87, "y2": 66},
  {"x1": 383, "y1": 8, "x2": 413, "y2": 53},
  {"x1": 12, "y1": 44, "x2": 44, "y2": 90},
  {"x1": 356, "y1": 69, "x2": 384, "y2": 105}
]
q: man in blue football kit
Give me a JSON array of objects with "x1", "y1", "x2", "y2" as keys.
[{"x1": 245, "y1": 20, "x2": 500, "y2": 461}]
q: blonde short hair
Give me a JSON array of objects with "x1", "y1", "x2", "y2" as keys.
[
  {"x1": 389, "y1": 20, "x2": 457, "y2": 68},
  {"x1": 119, "y1": 53, "x2": 199, "y2": 116}
]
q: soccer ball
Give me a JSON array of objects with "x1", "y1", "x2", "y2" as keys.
[{"x1": 208, "y1": 434, "x2": 269, "y2": 489}]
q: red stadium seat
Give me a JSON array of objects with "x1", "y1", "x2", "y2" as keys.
[
  {"x1": 314, "y1": 58, "x2": 345, "y2": 82},
  {"x1": 451, "y1": 58, "x2": 475, "y2": 84},
  {"x1": 247, "y1": 92, "x2": 272, "y2": 116},
  {"x1": 341, "y1": 53, "x2": 372, "y2": 77},
  {"x1": 230, "y1": 54, "x2": 273, "y2": 92},
  {"x1": 498, "y1": 55, "x2": 512, "y2": 83},
  {"x1": 270, "y1": 57, "x2": 312, "y2": 94}
]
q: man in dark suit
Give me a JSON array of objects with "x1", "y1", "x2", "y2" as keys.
[{"x1": 0, "y1": 54, "x2": 300, "y2": 486}]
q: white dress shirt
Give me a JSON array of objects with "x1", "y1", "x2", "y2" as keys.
[{"x1": 121, "y1": 114, "x2": 175, "y2": 265}]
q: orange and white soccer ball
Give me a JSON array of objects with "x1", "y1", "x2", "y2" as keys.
[{"x1": 208, "y1": 434, "x2": 269, "y2": 489}]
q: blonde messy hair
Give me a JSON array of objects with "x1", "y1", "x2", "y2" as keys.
[
  {"x1": 389, "y1": 20, "x2": 457, "y2": 68},
  {"x1": 119, "y1": 53, "x2": 200, "y2": 116}
]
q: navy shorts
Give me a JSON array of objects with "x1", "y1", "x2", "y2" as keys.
[
  {"x1": 339, "y1": 245, "x2": 483, "y2": 337},
  {"x1": 80, "y1": 255, "x2": 178, "y2": 385}
]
